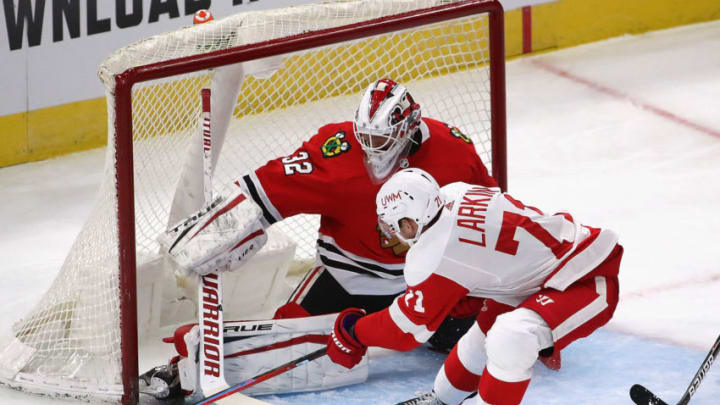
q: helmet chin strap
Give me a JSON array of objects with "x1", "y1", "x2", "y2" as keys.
[
  {"x1": 400, "y1": 207, "x2": 444, "y2": 246},
  {"x1": 395, "y1": 226, "x2": 420, "y2": 247},
  {"x1": 406, "y1": 224, "x2": 423, "y2": 246},
  {"x1": 406, "y1": 128, "x2": 423, "y2": 155}
]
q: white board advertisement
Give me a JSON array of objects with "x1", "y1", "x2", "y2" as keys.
[{"x1": 0, "y1": 0, "x2": 554, "y2": 116}]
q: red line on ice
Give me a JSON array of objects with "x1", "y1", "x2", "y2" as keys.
[
  {"x1": 530, "y1": 59, "x2": 720, "y2": 140},
  {"x1": 620, "y1": 273, "x2": 720, "y2": 300}
]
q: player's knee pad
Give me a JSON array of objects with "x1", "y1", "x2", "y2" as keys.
[
  {"x1": 455, "y1": 322, "x2": 487, "y2": 375},
  {"x1": 485, "y1": 308, "x2": 552, "y2": 382}
]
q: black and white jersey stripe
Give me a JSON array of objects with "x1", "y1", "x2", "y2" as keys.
[
  {"x1": 317, "y1": 234, "x2": 404, "y2": 279},
  {"x1": 240, "y1": 173, "x2": 283, "y2": 227},
  {"x1": 241, "y1": 172, "x2": 407, "y2": 294}
]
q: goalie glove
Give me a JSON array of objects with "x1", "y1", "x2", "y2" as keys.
[{"x1": 159, "y1": 188, "x2": 267, "y2": 275}]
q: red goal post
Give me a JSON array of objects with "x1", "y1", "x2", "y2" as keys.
[{"x1": 0, "y1": 1, "x2": 506, "y2": 404}]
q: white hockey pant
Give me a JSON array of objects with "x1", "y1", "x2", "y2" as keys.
[{"x1": 434, "y1": 308, "x2": 553, "y2": 405}]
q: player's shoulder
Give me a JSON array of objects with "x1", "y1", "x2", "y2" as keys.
[
  {"x1": 303, "y1": 121, "x2": 359, "y2": 160},
  {"x1": 422, "y1": 117, "x2": 476, "y2": 147},
  {"x1": 315, "y1": 121, "x2": 354, "y2": 136},
  {"x1": 440, "y1": 181, "x2": 474, "y2": 198},
  {"x1": 404, "y1": 203, "x2": 456, "y2": 286}
]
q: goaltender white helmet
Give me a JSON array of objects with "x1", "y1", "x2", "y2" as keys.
[
  {"x1": 354, "y1": 79, "x2": 422, "y2": 183},
  {"x1": 376, "y1": 168, "x2": 444, "y2": 246}
]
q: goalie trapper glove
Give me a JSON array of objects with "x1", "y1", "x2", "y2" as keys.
[
  {"x1": 327, "y1": 308, "x2": 367, "y2": 369},
  {"x1": 158, "y1": 188, "x2": 267, "y2": 275}
]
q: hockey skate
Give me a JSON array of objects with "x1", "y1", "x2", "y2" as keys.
[
  {"x1": 395, "y1": 391, "x2": 447, "y2": 405},
  {"x1": 138, "y1": 358, "x2": 183, "y2": 401}
]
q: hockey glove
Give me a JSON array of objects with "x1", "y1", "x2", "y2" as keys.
[
  {"x1": 327, "y1": 308, "x2": 367, "y2": 369},
  {"x1": 158, "y1": 187, "x2": 267, "y2": 276}
]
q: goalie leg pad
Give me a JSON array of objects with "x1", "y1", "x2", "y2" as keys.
[
  {"x1": 159, "y1": 187, "x2": 267, "y2": 275},
  {"x1": 223, "y1": 315, "x2": 368, "y2": 394},
  {"x1": 166, "y1": 315, "x2": 368, "y2": 395}
]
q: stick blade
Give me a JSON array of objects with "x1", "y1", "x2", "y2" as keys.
[{"x1": 630, "y1": 384, "x2": 669, "y2": 405}]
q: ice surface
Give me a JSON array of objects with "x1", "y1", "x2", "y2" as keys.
[{"x1": 1, "y1": 20, "x2": 720, "y2": 405}]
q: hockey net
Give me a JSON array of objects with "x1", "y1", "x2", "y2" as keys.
[{"x1": 0, "y1": 0, "x2": 506, "y2": 403}]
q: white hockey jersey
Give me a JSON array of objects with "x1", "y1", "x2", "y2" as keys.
[
  {"x1": 354, "y1": 182, "x2": 618, "y2": 351},
  {"x1": 406, "y1": 183, "x2": 618, "y2": 306}
]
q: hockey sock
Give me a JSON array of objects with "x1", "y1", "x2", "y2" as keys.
[
  {"x1": 435, "y1": 345, "x2": 481, "y2": 404},
  {"x1": 477, "y1": 367, "x2": 529, "y2": 405}
]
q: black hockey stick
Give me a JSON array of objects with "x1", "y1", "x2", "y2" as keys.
[
  {"x1": 193, "y1": 347, "x2": 327, "y2": 405},
  {"x1": 630, "y1": 334, "x2": 720, "y2": 405}
]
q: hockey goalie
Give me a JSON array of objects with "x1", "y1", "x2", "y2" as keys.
[{"x1": 140, "y1": 78, "x2": 500, "y2": 400}]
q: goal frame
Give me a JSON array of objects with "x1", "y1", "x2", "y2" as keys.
[{"x1": 113, "y1": 0, "x2": 506, "y2": 402}]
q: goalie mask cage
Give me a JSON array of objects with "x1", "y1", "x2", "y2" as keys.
[{"x1": 0, "y1": 0, "x2": 506, "y2": 403}]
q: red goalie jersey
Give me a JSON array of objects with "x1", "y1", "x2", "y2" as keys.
[
  {"x1": 238, "y1": 118, "x2": 496, "y2": 299},
  {"x1": 354, "y1": 182, "x2": 620, "y2": 351}
]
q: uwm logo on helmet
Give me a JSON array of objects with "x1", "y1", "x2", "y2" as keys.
[
  {"x1": 380, "y1": 192, "x2": 402, "y2": 207},
  {"x1": 201, "y1": 273, "x2": 222, "y2": 377}
]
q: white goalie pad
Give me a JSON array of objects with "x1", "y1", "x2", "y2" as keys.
[
  {"x1": 222, "y1": 315, "x2": 369, "y2": 395},
  {"x1": 175, "y1": 315, "x2": 368, "y2": 395},
  {"x1": 159, "y1": 188, "x2": 268, "y2": 275}
]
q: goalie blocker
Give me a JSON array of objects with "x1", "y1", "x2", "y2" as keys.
[
  {"x1": 158, "y1": 187, "x2": 267, "y2": 276},
  {"x1": 152, "y1": 315, "x2": 368, "y2": 398}
]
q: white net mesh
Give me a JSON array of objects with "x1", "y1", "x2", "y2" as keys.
[{"x1": 0, "y1": 0, "x2": 501, "y2": 402}]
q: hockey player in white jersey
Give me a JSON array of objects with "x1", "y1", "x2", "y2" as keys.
[{"x1": 326, "y1": 168, "x2": 623, "y2": 405}]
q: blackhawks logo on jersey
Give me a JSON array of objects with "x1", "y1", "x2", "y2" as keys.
[
  {"x1": 377, "y1": 224, "x2": 410, "y2": 256},
  {"x1": 321, "y1": 131, "x2": 351, "y2": 158},
  {"x1": 446, "y1": 124, "x2": 473, "y2": 144}
]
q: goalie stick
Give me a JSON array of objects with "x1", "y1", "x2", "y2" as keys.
[
  {"x1": 197, "y1": 88, "x2": 227, "y2": 395},
  {"x1": 194, "y1": 89, "x2": 264, "y2": 405},
  {"x1": 193, "y1": 347, "x2": 328, "y2": 405},
  {"x1": 630, "y1": 334, "x2": 720, "y2": 405}
]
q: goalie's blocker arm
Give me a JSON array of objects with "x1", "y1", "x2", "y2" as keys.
[{"x1": 159, "y1": 188, "x2": 267, "y2": 275}]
